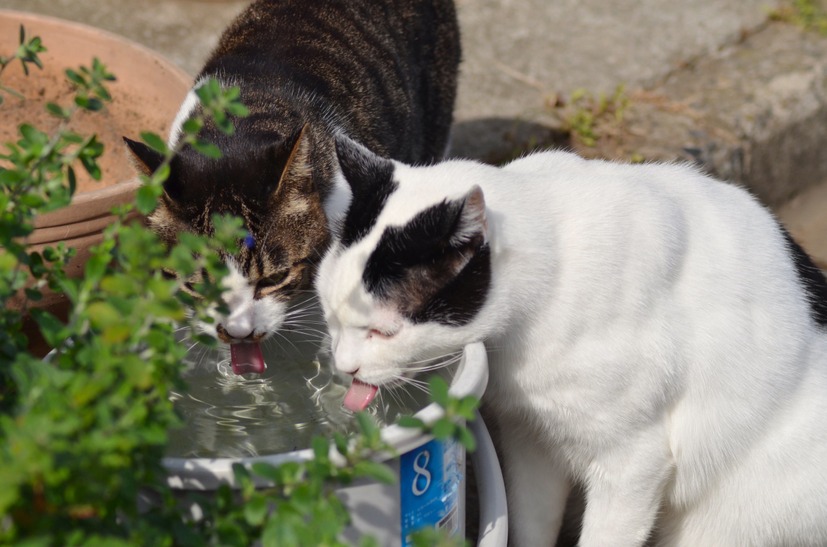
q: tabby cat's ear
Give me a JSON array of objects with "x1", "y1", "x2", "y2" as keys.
[
  {"x1": 271, "y1": 123, "x2": 313, "y2": 196},
  {"x1": 333, "y1": 132, "x2": 394, "y2": 195},
  {"x1": 451, "y1": 185, "x2": 488, "y2": 247},
  {"x1": 123, "y1": 136, "x2": 164, "y2": 177}
]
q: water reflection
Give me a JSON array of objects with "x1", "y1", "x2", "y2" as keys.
[{"x1": 166, "y1": 322, "x2": 447, "y2": 458}]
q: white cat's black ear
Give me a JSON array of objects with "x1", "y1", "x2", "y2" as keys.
[
  {"x1": 451, "y1": 185, "x2": 488, "y2": 247},
  {"x1": 270, "y1": 123, "x2": 313, "y2": 196},
  {"x1": 333, "y1": 133, "x2": 397, "y2": 247},
  {"x1": 123, "y1": 136, "x2": 164, "y2": 177}
]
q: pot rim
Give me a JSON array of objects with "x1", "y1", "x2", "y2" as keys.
[
  {"x1": 0, "y1": 8, "x2": 191, "y2": 84},
  {"x1": 32, "y1": 178, "x2": 143, "y2": 229},
  {"x1": 0, "y1": 9, "x2": 191, "y2": 228}
]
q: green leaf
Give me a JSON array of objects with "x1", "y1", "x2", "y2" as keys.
[
  {"x1": 191, "y1": 139, "x2": 222, "y2": 159},
  {"x1": 312, "y1": 436, "x2": 330, "y2": 461},
  {"x1": 45, "y1": 102, "x2": 69, "y2": 119},
  {"x1": 457, "y1": 425, "x2": 477, "y2": 452},
  {"x1": 214, "y1": 116, "x2": 235, "y2": 135},
  {"x1": 0, "y1": 168, "x2": 22, "y2": 186},
  {"x1": 250, "y1": 462, "x2": 283, "y2": 484},
  {"x1": 333, "y1": 432, "x2": 349, "y2": 456},
  {"x1": 19, "y1": 123, "x2": 46, "y2": 144},
  {"x1": 456, "y1": 396, "x2": 479, "y2": 420},
  {"x1": 181, "y1": 117, "x2": 202, "y2": 135},
  {"x1": 140, "y1": 131, "x2": 168, "y2": 155},
  {"x1": 226, "y1": 103, "x2": 250, "y2": 117},
  {"x1": 353, "y1": 460, "x2": 396, "y2": 484},
  {"x1": 244, "y1": 494, "x2": 268, "y2": 526},
  {"x1": 28, "y1": 250, "x2": 45, "y2": 277},
  {"x1": 397, "y1": 416, "x2": 426, "y2": 430},
  {"x1": 67, "y1": 166, "x2": 77, "y2": 195},
  {"x1": 75, "y1": 96, "x2": 104, "y2": 111},
  {"x1": 135, "y1": 185, "x2": 160, "y2": 215},
  {"x1": 65, "y1": 68, "x2": 84, "y2": 85},
  {"x1": 83, "y1": 249, "x2": 111, "y2": 284},
  {"x1": 355, "y1": 412, "x2": 380, "y2": 443},
  {"x1": 30, "y1": 308, "x2": 66, "y2": 347},
  {"x1": 431, "y1": 418, "x2": 455, "y2": 440},
  {"x1": 150, "y1": 162, "x2": 171, "y2": 185},
  {"x1": 429, "y1": 376, "x2": 451, "y2": 407},
  {"x1": 80, "y1": 154, "x2": 102, "y2": 180},
  {"x1": 23, "y1": 287, "x2": 42, "y2": 302}
]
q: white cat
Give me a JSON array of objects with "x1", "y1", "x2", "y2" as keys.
[{"x1": 316, "y1": 135, "x2": 827, "y2": 546}]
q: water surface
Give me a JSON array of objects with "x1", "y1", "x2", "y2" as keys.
[{"x1": 166, "y1": 328, "x2": 450, "y2": 458}]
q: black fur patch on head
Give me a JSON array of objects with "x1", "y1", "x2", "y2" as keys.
[
  {"x1": 410, "y1": 244, "x2": 491, "y2": 325},
  {"x1": 363, "y1": 197, "x2": 490, "y2": 326},
  {"x1": 335, "y1": 136, "x2": 397, "y2": 247},
  {"x1": 782, "y1": 229, "x2": 827, "y2": 327}
]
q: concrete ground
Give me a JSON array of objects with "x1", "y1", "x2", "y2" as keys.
[{"x1": 2, "y1": 0, "x2": 826, "y2": 265}]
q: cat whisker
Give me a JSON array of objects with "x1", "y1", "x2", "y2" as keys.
[
  {"x1": 288, "y1": 327, "x2": 328, "y2": 338},
  {"x1": 399, "y1": 376, "x2": 431, "y2": 393}
]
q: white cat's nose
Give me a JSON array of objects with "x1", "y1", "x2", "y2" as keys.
[
  {"x1": 335, "y1": 357, "x2": 359, "y2": 375},
  {"x1": 334, "y1": 329, "x2": 363, "y2": 374}
]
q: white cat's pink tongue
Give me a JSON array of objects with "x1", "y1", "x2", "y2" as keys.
[
  {"x1": 230, "y1": 341, "x2": 266, "y2": 375},
  {"x1": 343, "y1": 378, "x2": 379, "y2": 412}
]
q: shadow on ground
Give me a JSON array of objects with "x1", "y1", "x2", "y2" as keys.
[{"x1": 450, "y1": 117, "x2": 571, "y2": 165}]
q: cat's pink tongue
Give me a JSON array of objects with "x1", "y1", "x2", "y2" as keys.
[
  {"x1": 230, "y1": 341, "x2": 266, "y2": 375},
  {"x1": 343, "y1": 378, "x2": 379, "y2": 412}
]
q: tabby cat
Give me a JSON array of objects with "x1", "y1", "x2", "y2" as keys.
[
  {"x1": 124, "y1": 0, "x2": 460, "y2": 374},
  {"x1": 317, "y1": 135, "x2": 827, "y2": 546}
]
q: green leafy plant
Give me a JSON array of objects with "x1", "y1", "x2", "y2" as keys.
[
  {"x1": 551, "y1": 84, "x2": 630, "y2": 147},
  {"x1": 770, "y1": 0, "x2": 827, "y2": 35},
  {"x1": 0, "y1": 25, "x2": 45, "y2": 102},
  {"x1": 0, "y1": 27, "x2": 478, "y2": 546},
  {"x1": 398, "y1": 376, "x2": 479, "y2": 453}
]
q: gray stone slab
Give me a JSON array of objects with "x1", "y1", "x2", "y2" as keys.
[
  {"x1": 564, "y1": 21, "x2": 827, "y2": 209},
  {"x1": 5, "y1": 0, "x2": 827, "y2": 241},
  {"x1": 454, "y1": 0, "x2": 774, "y2": 122},
  {"x1": 3, "y1": 0, "x2": 777, "y2": 142}
]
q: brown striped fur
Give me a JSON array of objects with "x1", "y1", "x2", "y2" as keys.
[{"x1": 125, "y1": 0, "x2": 460, "y2": 331}]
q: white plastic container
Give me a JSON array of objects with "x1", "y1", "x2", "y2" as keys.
[{"x1": 163, "y1": 342, "x2": 508, "y2": 546}]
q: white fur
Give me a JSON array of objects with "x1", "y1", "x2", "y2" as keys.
[
  {"x1": 200, "y1": 260, "x2": 288, "y2": 340},
  {"x1": 324, "y1": 167, "x2": 355, "y2": 232},
  {"x1": 167, "y1": 77, "x2": 206, "y2": 147},
  {"x1": 316, "y1": 150, "x2": 827, "y2": 546}
]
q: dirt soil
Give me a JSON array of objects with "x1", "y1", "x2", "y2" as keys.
[{"x1": 0, "y1": 58, "x2": 168, "y2": 193}]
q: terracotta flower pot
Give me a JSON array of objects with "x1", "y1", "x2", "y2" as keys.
[{"x1": 0, "y1": 10, "x2": 191, "y2": 351}]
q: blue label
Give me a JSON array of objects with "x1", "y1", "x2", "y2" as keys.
[{"x1": 399, "y1": 438, "x2": 462, "y2": 546}]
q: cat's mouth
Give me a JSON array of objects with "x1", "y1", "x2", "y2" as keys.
[
  {"x1": 343, "y1": 378, "x2": 379, "y2": 412},
  {"x1": 229, "y1": 341, "x2": 267, "y2": 375}
]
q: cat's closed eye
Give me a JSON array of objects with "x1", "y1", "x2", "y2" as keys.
[
  {"x1": 255, "y1": 271, "x2": 290, "y2": 297},
  {"x1": 367, "y1": 328, "x2": 396, "y2": 340}
]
